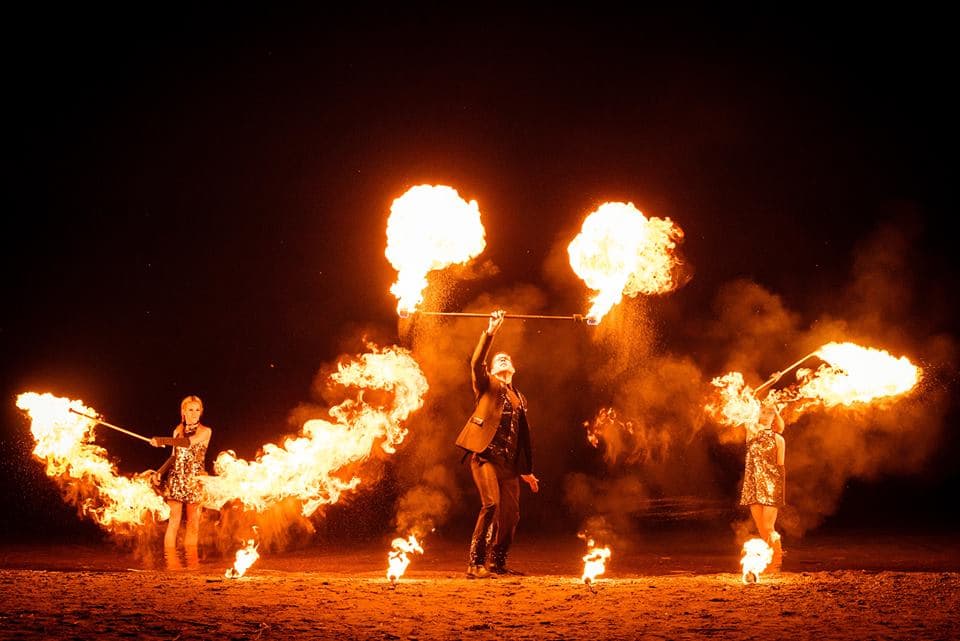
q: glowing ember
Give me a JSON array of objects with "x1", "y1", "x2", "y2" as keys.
[
  {"x1": 798, "y1": 342, "x2": 921, "y2": 407},
  {"x1": 385, "y1": 184, "x2": 487, "y2": 315},
  {"x1": 225, "y1": 530, "x2": 260, "y2": 579},
  {"x1": 740, "y1": 537, "x2": 774, "y2": 583},
  {"x1": 386, "y1": 533, "x2": 424, "y2": 584},
  {"x1": 15, "y1": 392, "x2": 170, "y2": 528},
  {"x1": 579, "y1": 533, "x2": 612, "y2": 584},
  {"x1": 201, "y1": 345, "x2": 428, "y2": 515},
  {"x1": 567, "y1": 202, "x2": 684, "y2": 324},
  {"x1": 705, "y1": 372, "x2": 762, "y2": 428}
]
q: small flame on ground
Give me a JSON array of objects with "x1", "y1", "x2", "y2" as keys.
[
  {"x1": 385, "y1": 184, "x2": 487, "y2": 315},
  {"x1": 15, "y1": 392, "x2": 170, "y2": 528},
  {"x1": 225, "y1": 529, "x2": 260, "y2": 579},
  {"x1": 578, "y1": 533, "x2": 612, "y2": 585},
  {"x1": 740, "y1": 537, "x2": 773, "y2": 584},
  {"x1": 567, "y1": 202, "x2": 683, "y2": 324},
  {"x1": 386, "y1": 533, "x2": 424, "y2": 584}
]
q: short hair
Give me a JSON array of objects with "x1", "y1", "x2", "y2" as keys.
[{"x1": 180, "y1": 395, "x2": 204, "y2": 413}]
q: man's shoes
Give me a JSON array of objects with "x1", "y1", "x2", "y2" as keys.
[
  {"x1": 487, "y1": 565, "x2": 525, "y2": 576},
  {"x1": 466, "y1": 564, "x2": 493, "y2": 579}
]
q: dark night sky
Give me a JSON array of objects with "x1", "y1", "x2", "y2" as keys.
[{"x1": 3, "y1": 8, "x2": 957, "y2": 542}]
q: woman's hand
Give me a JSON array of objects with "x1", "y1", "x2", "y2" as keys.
[{"x1": 521, "y1": 474, "x2": 540, "y2": 493}]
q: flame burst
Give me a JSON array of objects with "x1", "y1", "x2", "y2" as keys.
[
  {"x1": 385, "y1": 184, "x2": 487, "y2": 315},
  {"x1": 740, "y1": 538, "x2": 774, "y2": 584},
  {"x1": 579, "y1": 533, "x2": 612, "y2": 584},
  {"x1": 706, "y1": 372, "x2": 763, "y2": 428},
  {"x1": 797, "y1": 342, "x2": 921, "y2": 407},
  {"x1": 386, "y1": 533, "x2": 424, "y2": 584},
  {"x1": 226, "y1": 529, "x2": 260, "y2": 579},
  {"x1": 567, "y1": 202, "x2": 684, "y2": 323},
  {"x1": 15, "y1": 392, "x2": 170, "y2": 528},
  {"x1": 201, "y1": 345, "x2": 428, "y2": 515}
]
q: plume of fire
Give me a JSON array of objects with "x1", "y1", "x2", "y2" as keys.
[
  {"x1": 225, "y1": 528, "x2": 260, "y2": 579},
  {"x1": 15, "y1": 392, "x2": 170, "y2": 527},
  {"x1": 706, "y1": 342, "x2": 921, "y2": 427},
  {"x1": 705, "y1": 372, "x2": 764, "y2": 428},
  {"x1": 567, "y1": 202, "x2": 684, "y2": 324},
  {"x1": 578, "y1": 533, "x2": 612, "y2": 585},
  {"x1": 385, "y1": 184, "x2": 487, "y2": 315},
  {"x1": 794, "y1": 341, "x2": 921, "y2": 407},
  {"x1": 740, "y1": 537, "x2": 774, "y2": 584},
  {"x1": 201, "y1": 345, "x2": 428, "y2": 516},
  {"x1": 386, "y1": 533, "x2": 424, "y2": 584}
]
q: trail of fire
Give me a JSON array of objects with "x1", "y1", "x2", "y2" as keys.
[
  {"x1": 385, "y1": 184, "x2": 487, "y2": 316},
  {"x1": 225, "y1": 527, "x2": 260, "y2": 579},
  {"x1": 740, "y1": 537, "x2": 774, "y2": 584},
  {"x1": 567, "y1": 202, "x2": 684, "y2": 324},
  {"x1": 14, "y1": 392, "x2": 171, "y2": 527},
  {"x1": 707, "y1": 342, "x2": 921, "y2": 427},
  {"x1": 578, "y1": 533, "x2": 612, "y2": 588},
  {"x1": 386, "y1": 533, "x2": 424, "y2": 586},
  {"x1": 202, "y1": 345, "x2": 428, "y2": 515}
]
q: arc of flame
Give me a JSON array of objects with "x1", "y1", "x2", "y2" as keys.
[
  {"x1": 201, "y1": 345, "x2": 428, "y2": 515},
  {"x1": 386, "y1": 533, "x2": 424, "y2": 583},
  {"x1": 15, "y1": 392, "x2": 170, "y2": 528},
  {"x1": 567, "y1": 202, "x2": 683, "y2": 324},
  {"x1": 740, "y1": 537, "x2": 773, "y2": 583},
  {"x1": 226, "y1": 530, "x2": 260, "y2": 578},
  {"x1": 385, "y1": 184, "x2": 487, "y2": 315},
  {"x1": 706, "y1": 372, "x2": 763, "y2": 428},
  {"x1": 579, "y1": 534, "x2": 612, "y2": 584},
  {"x1": 797, "y1": 341, "x2": 921, "y2": 407}
]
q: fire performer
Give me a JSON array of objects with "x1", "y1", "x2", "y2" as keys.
[
  {"x1": 149, "y1": 395, "x2": 212, "y2": 553},
  {"x1": 456, "y1": 310, "x2": 539, "y2": 578},
  {"x1": 739, "y1": 390, "x2": 786, "y2": 572}
]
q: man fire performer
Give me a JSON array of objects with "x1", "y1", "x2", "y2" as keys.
[
  {"x1": 740, "y1": 392, "x2": 786, "y2": 572},
  {"x1": 456, "y1": 310, "x2": 539, "y2": 578}
]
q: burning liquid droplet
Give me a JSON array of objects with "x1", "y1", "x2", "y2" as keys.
[
  {"x1": 386, "y1": 534, "x2": 424, "y2": 584},
  {"x1": 226, "y1": 534, "x2": 260, "y2": 579},
  {"x1": 579, "y1": 534, "x2": 611, "y2": 584},
  {"x1": 740, "y1": 538, "x2": 773, "y2": 584}
]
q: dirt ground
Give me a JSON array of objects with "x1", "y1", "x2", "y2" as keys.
[{"x1": 1, "y1": 533, "x2": 958, "y2": 641}]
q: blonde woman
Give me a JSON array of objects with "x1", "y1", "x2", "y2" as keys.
[
  {"x1": 739, "y1": 397, "x2": 786, "y2": 570},
  {"x1": 151, "y1": 395, "x2": 212, "y2": 551}
]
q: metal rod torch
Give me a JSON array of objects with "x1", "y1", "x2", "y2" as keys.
[
  {"x1": 68, "y1": 407, "x2": 153, "y2": 444},
  {"x1": 399, "y1": 310, "x2": 597, "y2": 324},
  {"x1": 755, "y1": 350, "x2": 821, "y2": 393}
]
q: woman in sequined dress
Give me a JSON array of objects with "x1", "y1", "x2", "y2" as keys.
[
  {"x1": 150, "y1": 395, "x2": 212, "y2": 551},
  {"x1": 739, "y1": 396, "x2": 786, "y2": 569}
]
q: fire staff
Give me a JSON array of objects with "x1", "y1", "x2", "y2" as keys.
[{"x1": 456, "y1": 310, "x2": 540, "y2": 578}]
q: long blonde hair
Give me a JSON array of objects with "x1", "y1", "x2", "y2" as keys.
[{"x1": 176, "y1": 395, "x2": 204, "y2": 435}]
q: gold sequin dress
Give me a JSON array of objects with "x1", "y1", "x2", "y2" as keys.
[
  {"x1": 739, "y1": 429, "x2": 785, "y2": 507},
  {"x1": 162, "y1": 425, "x2": 208, "y2": 503}
]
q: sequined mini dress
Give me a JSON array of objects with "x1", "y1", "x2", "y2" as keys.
[
  {"x1": 163, "y1": 425, "x2": 208, "y2": 504},
  {"x1": 739, "y1": 429, "x2": 785, "y2": 507}
]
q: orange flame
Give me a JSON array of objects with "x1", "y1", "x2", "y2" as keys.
[
  {"x1": 386, "y1": 533, "x2": 424, "y2": 583},
  {"x1": 578, "y1": 533, "x2": 612, "y2": 584},
  {"x1": 15, "y1": 392, "x2": 169, "y2": 528},
  {"x1": 201, "y1": 345, "x2": 428, "y2": 515},
  {"x1": 567, "y1": 202, "x2": 683, "y2": 323},
  {"x1": 385, "y1": 184, "x2": 487, "y2": 315},
  {"x1": 798, "y1": 342, "x2": 921, "y2": 407},
  {"x1": 705, "y1": 372, "x2": 762, "y2": 428},
  {"x1": 225, "y1": 531, "x2": 260, "y2": 579},
  {"x1": 740, "y1": 537, "x2": 773, "y2": 583}
]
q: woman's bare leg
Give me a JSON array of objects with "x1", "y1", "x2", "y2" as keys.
[
  {"x1": 183, "y1": 503, "x2": 201, "y2": 548},
  {"x1": 164, "y1": 501, "x2": 182, "y2": 549}
]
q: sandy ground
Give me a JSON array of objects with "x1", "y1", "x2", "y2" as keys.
[{"x1": 1, "y1": 534, "x2": 958, "y2": 640}]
